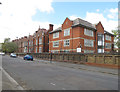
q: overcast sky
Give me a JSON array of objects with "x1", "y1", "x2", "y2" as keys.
[{"x1": 0, "y1": 0, "x2": 118, "y2": 43}]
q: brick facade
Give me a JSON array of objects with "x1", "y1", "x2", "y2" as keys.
[
  {"x1": 49, "y1": 17, "x2": 114, "y2": 53},
  {"x1": 13, "y1": 24, "x2": 53, "y2": 53},
  {"x1": 13, "y1": 17, "x2": 114, "y2": 54}
]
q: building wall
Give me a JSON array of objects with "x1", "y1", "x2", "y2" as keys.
[{"x1": 49, "y1": 18, "x2": 96, "y2": 53}]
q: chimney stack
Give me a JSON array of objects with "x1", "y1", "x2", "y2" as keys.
[{"x1": 49, "y1": 24, "x2": 54, "y2": 31}]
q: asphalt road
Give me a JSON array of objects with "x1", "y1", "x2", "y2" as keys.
[{"x1": 2, "y1": 55, "x2": 118, "y2": 90}]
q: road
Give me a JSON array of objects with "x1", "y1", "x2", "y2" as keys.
[{"x1": 2, "y1": 55, "x2": 118, "y2": 90}]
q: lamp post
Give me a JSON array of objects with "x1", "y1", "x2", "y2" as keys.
[{"x1": 16, "y1": 37, "x2": 18, "y2": 53}]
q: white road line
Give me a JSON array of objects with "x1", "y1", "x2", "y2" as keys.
[
  {"x1": 50, "y1": 83, "x2": 56, "y2": 86},
  {"x1": 2, "y1": 67, "x2": 24, "y2": 90}
]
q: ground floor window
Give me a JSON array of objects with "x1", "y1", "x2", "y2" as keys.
[
  {"x1": 84, "y1": 50, "x2": 94, "y2": 53},
  {"x1": 39, "y1": 47, "x2": 42, "y2": 53}
]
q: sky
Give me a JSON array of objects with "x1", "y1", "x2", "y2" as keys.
[{"x1": 0, "y1": 0, "x2": 119, "y2": 43}]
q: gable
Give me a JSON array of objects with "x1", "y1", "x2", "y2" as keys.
[
  {"x1": 96, "y1": 22, "x2": 104, "y2": 34},
  {"x1": 62, "y1": 17, "x2": 73, "y2": 30}
]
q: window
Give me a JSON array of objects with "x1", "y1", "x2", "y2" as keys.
[
  {"x1": 84, "y1": 28, "x2": 93, "y2": 37},
  {"x1": 84, "y1": 50, "x2": 94, "y2": 53},
  {"x1": 39, "y1": 38, "x2": 42, "y2": 44},
  {"x1": 64, "y1": 39, "x2": 70, "y2": 46},
  {"x1": 84, "y1": 39, "x2": 94, "y2": 47},
  {"x1": 39, "y1": 47, "x2": 42, "y2": 53},
  {"x1": 105, "y1": 43, "x2": 111, "y2": 49},
  {"x1": 105, "y1": 35, "x2": 111, "y2": 41},
  {"x1": 29, "y1": 41, "x2": 31, "y2": 46},
  {"x1": 64, "y1": 28, "x2": 70, "y2": 36},
  {"x1": 36, "y1": 47, "x2": 37, "y2": 53},
  {"x1": 36, "y1": 39, "x2": 38, "y2": 45},
  {"x1": 98, "y1": 49, "x2": 104, "y2": 53},
  {"x1": 53, "y1": 32, "x2": 59, "y2": 38},
  {"x1": 53, "y1": 41, "x2": 59, "y2": 47}
]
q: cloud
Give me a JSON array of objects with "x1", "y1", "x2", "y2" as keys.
[
  {"x1": 0, "y1": 0, "x2": 54, "y2": 43},
  {"x1": 85, "y1": 12, "x2": 118, "y2": 33},
  {"x1": 107, "y1": 8, "x2": 118, "y2": 19},
  {"x1": 109, "y1": 8, "x2": 118, "y2": 13},
  {"x1": 96, "y1": 9, "x2": 100, "y2": 12},
  {"x1": 70, "y1": 11, "x2": 118, "y2": 34},
  {"x1": 69, "y1": 15, "x2": 78, "y2": 20}
]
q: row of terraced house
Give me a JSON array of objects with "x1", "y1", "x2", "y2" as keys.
[{"x1": 12, "y1": 17, "x2": 114, "y2": 53}]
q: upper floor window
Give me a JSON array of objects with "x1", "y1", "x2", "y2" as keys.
[
  {"x1": 84, "y1": 39, "x2": 94, "y2": 47},
  {"x1": 53, "y1": 41, "x2": 59, "y2": 47},
  {"x1": 39, "y1": 38, "x2": 42, "y2": 44},
  {"x1": 36, "y1": 39, "x2": 38, "y2": 45},
  {"x1": 64, "y1": 39, "x2": 70, "y2": 46},
  {"x1": 84, "y1": 28, "x2": 93, "y2": 37},
  {"x1": 64, "y1": 28, "x2": 70, "y2": 36},
  {"x1": 53, "y1": 32, "x2": 59, "y2": 39},
  {"x1": 105, "y1": 35, "x2": 111, "y2": 41},
  {"x1": 105, "y1": 43, "x2": 111, "y2": 49}
]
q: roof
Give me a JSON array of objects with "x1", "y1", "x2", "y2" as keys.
[
  {"x1": 72, "y1": 18, "x2": 96, "y2": 30},
  {"x1": 104, "y1": 30, "x2": 114, "y2": 36},
  {"x1": 49, "y1": 27, "x2": 62, "y2": 34},
  {"x1": 49, "y1": 18, "x2": 97, "y2": 34}
]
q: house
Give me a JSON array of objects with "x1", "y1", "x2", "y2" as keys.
[
  {"x1": 13, "y1": 24, "x2": 53, "y2": 53},
  {"x1": 49, "y1": 17, "x2": 114, "y2": 53}
]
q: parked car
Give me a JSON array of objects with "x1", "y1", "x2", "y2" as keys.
[
  {"x1": 23, "y1": 55, "x2": 33, "y2": 61},
  {"x1": 10, "y1": 53, "x2": 17, "y2": 58},
  {"x1": 0, "y1": 52, "x2": 5, "y2": 56}
]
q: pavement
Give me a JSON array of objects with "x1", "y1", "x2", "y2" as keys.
[
  {"x1": 0, "y1": 55, "x2": 24, "y2": 91},
  {"x1": 1, "y1": 55, "x2": 119, "y2": 90},
  {"x1": 32, "y1": 57, "x2": 119, "y2": 76}
]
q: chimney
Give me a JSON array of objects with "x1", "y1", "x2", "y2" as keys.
[{"x1": 49, "y1": 24, "x2": 54, "y2": 31}]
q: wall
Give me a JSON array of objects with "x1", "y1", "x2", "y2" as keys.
[{"x1": 18, "y1": 53, "x2": 120, "y2": 68}]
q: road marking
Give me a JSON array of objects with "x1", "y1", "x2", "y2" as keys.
[
  {"x1": 50, "y1": 83, "x2": 56, "y2": 86},
  {"x1": 2, "y1": 67, "x2": 24, "y2": 90}
]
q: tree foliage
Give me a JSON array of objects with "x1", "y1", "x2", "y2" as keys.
[
  {"x1": 2, "y1": 38, "x2": 18, "y2": 53},
  {"x1": 112, "y1": 30, "x2": 120, "y2": 49}
]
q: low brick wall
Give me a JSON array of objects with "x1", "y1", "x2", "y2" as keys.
[{"x1": 17, "y1": 53, "x2": 120, "y2": 68}]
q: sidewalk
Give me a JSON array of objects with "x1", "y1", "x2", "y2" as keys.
[
  {"x1": 1, "y1": 67, "x2": 24, "y2": 90},
  {"x1": 32, "y1": 58, "x2": 118, "y2": 75}
]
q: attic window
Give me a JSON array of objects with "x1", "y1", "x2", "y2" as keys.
[{"x1": 66, "y1": 21, "x2": 68, "y2": 24}]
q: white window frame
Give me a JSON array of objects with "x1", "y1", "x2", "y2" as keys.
[
  {"x1": 105, "y1": 35, "x2": 111, "y2": 41},
  {"x1": 36, "y1": 47, "x2": 37, "y2": 53},
  {"x1": 36, "y1": 39, "x2": 38, "y2": 45},
  {"x1": 84, "y1": 39, "x2": 94, "y2": 47},
  {"x1": 39, "y1": 47, "x2": 42, "y2": 53},
  {"x1": 53, "y1": 32, "x2": 59, "y2": 39},
  {"x1": 84, "y1": 28, "x2": 94, "y2": 37},
  {"x1": 53, "y1": 41, "x2": 59, "y2": 47},
  {"x1": 64, "y1": 28, "x2": 70, "y2": 36},
  {"x1": 105, "y1": 43, "x2": 111, "y2": 49},
  {"x1": 39, "y1": 38, "x2": 42, "y2": 44},
  {"x1": 84, "y1": 50, "x2": 94, "y2": 53},
  {"x1": 64, "y1": 39, "x2": 70, "y2": 47}
]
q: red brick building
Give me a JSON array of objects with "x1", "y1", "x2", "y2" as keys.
[
  {"x1": 13, "y1": 24, "x2": 53, "y2": 53},
  {"x1": 13, "y1": 18, "x2": 114, "y2": 54},
  {"x1": 49, "y1": 17, "x2": 114, "y2": 53}
]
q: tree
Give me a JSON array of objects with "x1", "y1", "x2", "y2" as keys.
[
  {"x1": 112, "y1": 29, "x2": 120, "y2": 51},
  {"x1": 2, "y1": 38, "x2": 18, "y2": 53}
]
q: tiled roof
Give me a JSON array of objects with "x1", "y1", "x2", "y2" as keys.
[
  {"x1": 104, "y1": 30, "x2": 114, "y2": 36},
  {"x1": 72, "y1": 18, "x2": 96, "y2": 30},
  {"x1": 49, "y1": 27, "x2": 62, "y2": 34}
]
